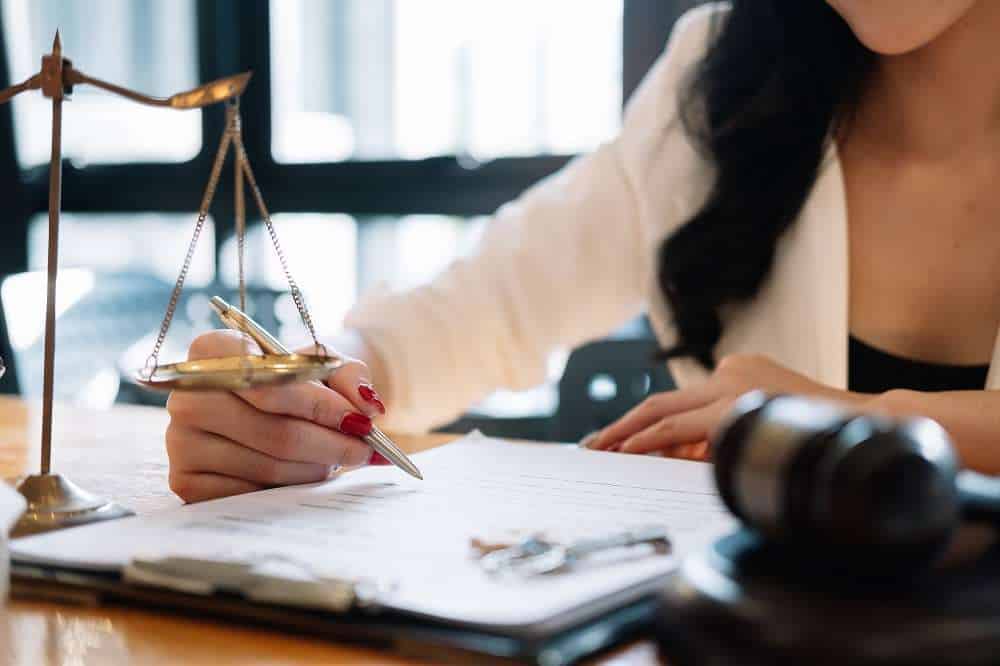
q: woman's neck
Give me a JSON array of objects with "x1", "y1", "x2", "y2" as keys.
[{"x1": 857, "y1": 2, "x2": 1000, "y2": 160}]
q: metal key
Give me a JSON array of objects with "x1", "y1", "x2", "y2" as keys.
[{"x1": 480, "y1": 525, "x2": 672, "y2": 577}]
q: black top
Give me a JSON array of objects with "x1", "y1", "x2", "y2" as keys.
[{"x1": 848, "y1": 336, "x2": 990, "y2": 394}]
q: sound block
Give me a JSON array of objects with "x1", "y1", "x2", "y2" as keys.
[{"x1": 655, "y1": 529, "x2": 1000, "y2": 666}]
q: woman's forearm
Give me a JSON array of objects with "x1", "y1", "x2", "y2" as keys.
[{"x1": 866, "y1": 389, "x2": 1000, "y2": 474}]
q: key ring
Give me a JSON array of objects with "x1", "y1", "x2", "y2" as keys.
[{"x1": 479, "y1": 526, "x2": 672, "y2": 577}]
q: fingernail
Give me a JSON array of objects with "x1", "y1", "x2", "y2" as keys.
[
  {"x1": 578, "y1": 432, "x2": 600, "y2": 449},
  {"x1": 358, "y1": 384, "x2": 386, "y2": 414},
  {"x1": 339, "y1": 412, "x2": 373, "y2": 437},
  {"x1": 369, "y1": 451, "x2": 391, "y2": 465}
]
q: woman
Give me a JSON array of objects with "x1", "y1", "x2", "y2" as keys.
[{"x1": 165, "y1": 0, "x2": 1000, "y2": 503}]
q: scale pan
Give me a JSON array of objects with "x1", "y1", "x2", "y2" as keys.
[{"x1": 135, "y1": 353, "x2": 343, "y2": 391}]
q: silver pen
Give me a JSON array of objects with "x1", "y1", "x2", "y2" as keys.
[{"x1": 209, "y1": 296, "x2": 423, "y2": 480}]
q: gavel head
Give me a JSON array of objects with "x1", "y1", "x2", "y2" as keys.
[{"x1": 711, "y1": 392, "x2": 962, "y2": 571}]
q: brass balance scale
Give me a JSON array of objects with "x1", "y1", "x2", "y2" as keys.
[{"x1": 0, "y1": 33, "x2": 342, "y2": 537}]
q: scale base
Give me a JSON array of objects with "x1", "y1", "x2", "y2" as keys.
[{"x1": 11, "y1": 474, "x2": 133, "y2": 538}]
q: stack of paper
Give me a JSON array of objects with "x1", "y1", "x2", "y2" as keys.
[{"x1": 13, "y1": 434, "x2": 733, "y2": 630}]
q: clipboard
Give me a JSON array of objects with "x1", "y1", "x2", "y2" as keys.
[
  {"x1": 11, "y1": 560, "x2": 664, "y2": 665},
  {"x1": 10, "y1": 435, "x2": 732, "y2": 663}
]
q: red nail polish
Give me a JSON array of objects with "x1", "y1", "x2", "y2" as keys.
[
  {"x1": 339, "y1": 412, "x2": 373, "y2": 437},
  {"x1": 358, "y1": 384, "x2": 386, "y2": 414},
  {"x1": 369, "y1": 451, "x2": 391, "y2": 465}
]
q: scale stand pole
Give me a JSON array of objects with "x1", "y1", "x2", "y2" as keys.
[
  {"x1": 0, "y1": 31, "x2": 251, "y2": 535},
  {"x1": 11, "y1": 32, "x2": 133, "y2": 538},
  {"x1": 38, "y1": 31, "x2": 63, "y2": 475}
]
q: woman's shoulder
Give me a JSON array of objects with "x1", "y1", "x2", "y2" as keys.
[
  {"x1": 614, "y1": 3, "x2": 728, "y2": 234},
  {"x1": 672, "y1": 2, "x2": 730, "y2": 54},
  {"x1": 620, "y1": 2, "x2": 728, "y2": 131}
]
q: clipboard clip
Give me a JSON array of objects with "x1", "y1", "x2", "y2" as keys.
[{"x1": 123, "y1": 554, "x2": 379, "y2": 613}]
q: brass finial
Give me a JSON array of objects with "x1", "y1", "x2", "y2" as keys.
[{"x1": 52, "y1": 29, "x2": 61, "y2": 54}]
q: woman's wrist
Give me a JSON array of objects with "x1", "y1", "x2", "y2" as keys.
[
  {"x1": 804, "y1": 382, "x2": 872, "y2": 409},
  {"x1": 856, "y1": 388, "x2": 920, "y2": 416}
]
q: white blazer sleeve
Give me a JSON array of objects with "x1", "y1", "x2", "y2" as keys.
[{"x1": 345, "y1": 5, "x2": 720, "y2": 432}]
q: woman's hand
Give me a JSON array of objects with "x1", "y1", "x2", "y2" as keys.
[
  {"x1": 165, "y1": 330, "x2": 386, "y2": 503},
  {"x1": 585, "y1": 354, "x2": 861, "y2": 461}
]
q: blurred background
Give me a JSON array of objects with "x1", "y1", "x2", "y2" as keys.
[{"x1": 0, "y1": 0, "x2": 694, "y2": 440}]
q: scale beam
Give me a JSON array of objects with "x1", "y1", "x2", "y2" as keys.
[
  {"x1": 64, "y1": 70, "x2": 251, "y2": 109},
  {"x1": 0, "y1": 30, "x2": 250, "y2": 109}
]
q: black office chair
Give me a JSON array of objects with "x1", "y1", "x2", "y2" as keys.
[
  {"x1": 0, "y1": 270, "x2": 285, "y2": 407},
  {"x1": 0, "y1": 270, "x2": 172, "y2": 406},
  {"x1": 439, "y1": 333, "x2": 674, "y2": 443},
  {"x1": 549, "y1": 337, "x2": 674, "y2": 442}
]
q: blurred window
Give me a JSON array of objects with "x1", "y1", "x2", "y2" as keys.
[
  {"x1": 219, "y1": 214, "x2": 357, "y2": 341},
  {"x1": 27, "y1": 212, "x2": 215, "y2": 287},
  {"x1": 271, "y1": 0, "x2": 623, "y2": 162},
  {"x1": 0, "y1": 0, "x2": 666, "y2": 412},
  {"x1": 2, "y1": 0, "x2": 200, "y2": 167},
  {"x1": 217, "y1": 213, "x2": 488, "y2": 341}
]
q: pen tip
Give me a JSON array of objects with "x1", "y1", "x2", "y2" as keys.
[{"x1": 400, "y1": 460, "x2": 423, "y2": 480}]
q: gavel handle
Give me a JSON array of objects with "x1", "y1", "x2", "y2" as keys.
[{"x1": 958, "y1": 471, "x2": 1000, "y2": 524}]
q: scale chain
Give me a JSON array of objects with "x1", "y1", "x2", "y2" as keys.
[
  {"x1": 144, "y1": 123, "x2": 233, "y2": 376},
  {"x1": 145, "y1": 100, "x2": 324, "y2": 377},
  {"x1": 231, "y1": 100, "x2": 252, "y2": 377},
  {"x1": 231, "y1": 100, "x2": 247, "y2": 315},
  {"x1": 234, "y1": 133, "x2": 324, "y2": 354}
]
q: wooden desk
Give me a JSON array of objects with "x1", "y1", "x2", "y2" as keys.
[{"x1": 0, "y1": 396, "x2": 660, "y2": 665}]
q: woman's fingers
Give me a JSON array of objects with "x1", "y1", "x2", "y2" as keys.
[
  {"x1": 295, "y1": 343, "x2": 385, "y2": 418},
  {"x1": 669, "y1": 441, "x2": 711, "y2": 461},
  {"x1": 166, "y1": 425, "x2": 332, "y2": 486},
  {"x1": 188, "y1": 329, "x2": 263, "y2": 361},
  {"x1": 588, "y1": 386, "x2": 716, "y2": 451},
  {"x1": 186, "y1": 331, "x2": 376, "y2": 447},
  {"x1": 168, "y1": 471, "x2": 264, "y2": 504},
  {"x1": 167, "y1": 391, "x2": 371, "y2": 468},
  {"x1": 619, "y1": 404, "x2": 722, "y2": 455},
  {"x1": 165, "y1": 330, "x2": 383, "y2": 503},
  {"x1": 236, "y1": 378, "x2": 375, "y2": 447}
]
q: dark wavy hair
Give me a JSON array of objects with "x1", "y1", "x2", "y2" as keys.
[{"x1": 659, "y1": 1, "x2": 876, "y2": 369}]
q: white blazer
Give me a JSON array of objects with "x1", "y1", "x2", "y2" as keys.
[{"x1": 346, "y1": 3, "x2": 1000, "y2": 433}]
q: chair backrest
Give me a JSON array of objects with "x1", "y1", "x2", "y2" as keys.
[
  {"x1": 0, "y1": 270, "x2": 284, "y2": 407},
  {"x1": 550, "y1": 338, "x2": 674, "y2": 442},
  {"x1": 1, "y1": 269, "x2": 172, "y2": 407}
]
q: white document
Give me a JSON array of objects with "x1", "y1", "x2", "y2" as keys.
[
  {"x1": 1, "y1": 481, "x2": 26, "y2": 601},
  {"x1": 12, "y1": 434, "x2": 733, "y2": 629}
]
